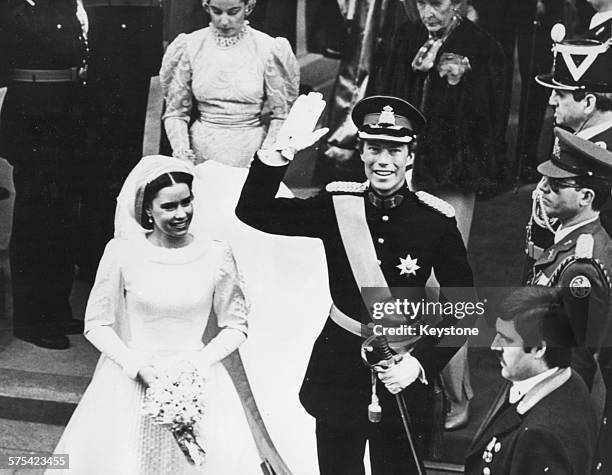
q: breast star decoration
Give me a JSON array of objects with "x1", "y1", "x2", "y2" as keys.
[{"x1": 397, "y1": 254, "x2": 420, "y2": 276}]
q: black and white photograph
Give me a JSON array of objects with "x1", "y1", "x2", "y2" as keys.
[{"x1": 0, "y1": 0, "x2": 611, "y2": 473}]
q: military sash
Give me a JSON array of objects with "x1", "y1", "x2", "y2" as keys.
[{"x1": 331, "y1": 193, "x2": 419, "y2": 351}]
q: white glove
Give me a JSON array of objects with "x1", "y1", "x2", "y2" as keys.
[
  {"x1": 272, "y1": 92, "x2": 329, "y2": 160},
  {"x1": 374, "y1": 353, "x2": 426, "y2": 395}
]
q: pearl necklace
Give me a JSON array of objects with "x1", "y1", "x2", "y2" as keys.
[{"x1": 212, "y1": 21, "x2": 248, "y2": 49}]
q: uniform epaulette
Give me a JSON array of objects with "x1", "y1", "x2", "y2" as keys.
[
  {"x1": 575, "y1": 234, "x2": 594, "y2": 259},
  {"x1": 325, "y1": 181, "x2": 368, "y2": 194},
  {"x1": 415, "y1": 191, "x2": 455, "y2": 218}
]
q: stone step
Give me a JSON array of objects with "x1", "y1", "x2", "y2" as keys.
[{"x1": 0, "y1": 368, "x2": 87, "y2": 426}]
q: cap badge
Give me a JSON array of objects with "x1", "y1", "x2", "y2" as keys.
[
  {"x1": 559, "y1": 41, "x2": 609, "y2": 82},
  {"x1": 378, "y1": 106, "x2": 396, "y2": 127}
]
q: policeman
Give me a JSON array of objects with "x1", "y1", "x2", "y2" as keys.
[
  {"x1": 0, "y1": 0, "x2": 89, "y2": 349},
  {"x1": 525, "y1": 35, "x2": 612, "y2": 272},
  {"x1": 528, "y1": 128, "x2": 612, "y2": 474},
  {"x1": 236, "y1": 94, "x2": 474, "y2": 474},
  {"x1": 78, "y1": 0, "x2": 163, "y2": 280}
]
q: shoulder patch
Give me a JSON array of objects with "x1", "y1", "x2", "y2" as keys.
[
  {"x1": 325, "y1": 181, "x2": 368, "y2": 194},
  {"x1": 569, "y1": 275, "x2": 592, "y2": 298},
  {"x1": 575, "y1": 234, "x2": 594, "y2": 259},
  {"x1": 415, "y1": 191, "x2": 455, "y2": 218}
]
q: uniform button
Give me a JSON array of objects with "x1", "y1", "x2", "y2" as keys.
[
  {"x1": 382, "y1": 215, "x2": 389, "y2": 222},
  {"x1": 603, "y1": 417, "x2": 607, "y2": 425},
  {"x1": 596, "y1": 462, "x2": 603, "y2": 471},
  {"x1": 121, "y1": 23, "x2": 127, "y2": 29},
  {"x1": 377, "y1": 237, "x2": 384, "y2": 244},
  {"x1": 56, "y1": 24, "x2": 62, "y2": 29},
  {"x1": 483, "y1": 468, "x2": 490, "y2": 475}
]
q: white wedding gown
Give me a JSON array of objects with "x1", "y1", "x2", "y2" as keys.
[
  {"x1": 50, "y1": 237, "x2": 262, "y2": 475},
  {"x1": 192, "y1": 161, "x2": 332, "y2": 475}
]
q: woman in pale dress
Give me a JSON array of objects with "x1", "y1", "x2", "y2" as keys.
[
  {"x1": 49, "y1": 156, "x2": 261, "y2": 474},
  {"x1": 160, "y1": 3, "x2": 331, "y2": 473},
  {"x1": 160, "y1": 0, "x2": 298, "y2": 167}
]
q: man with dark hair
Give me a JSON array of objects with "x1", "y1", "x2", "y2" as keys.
[
  {"x1": 528, "y1": 128, "x2": 612, "y2": 386},
  {"x1": 525, "y1": 38, "x2": 612, "y2": 282},
  {"x1": 527, "y1": 128, "x2": 612, "y2": 474},
  {"x1": 465, "y1": 286, "x2": 598, "y2": 474},
  {"x1": 237, "y1": 93, "x2": 474, "y2": 474}
]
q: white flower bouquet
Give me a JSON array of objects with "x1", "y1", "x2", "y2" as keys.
[{"x1": 142, "y1": 365, "x2": 207, "y2": 466}]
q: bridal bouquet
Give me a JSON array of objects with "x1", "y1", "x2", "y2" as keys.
[{"x1": 142, "y1": 365, "x2": 207, "y2": 466}]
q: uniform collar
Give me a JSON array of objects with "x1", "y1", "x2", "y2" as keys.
[
  {"x1": 367, "y1": 183, "x2": 409, "y2": 209},
  {"x1": 509, "y1": 367, "x2": 559, "y2": 404},
  {"x1": 534, "y1": 219, "x2": 601, "y2": 267},
  {"x1": 576, "y1": 119, "x2": 612, "y2": 141},
  {"x1": 554, "y1": 215, "x2": 599, "y2": 243},
  {"x1": 590, "y1": 10, "x2": 612, "y2": 30}
]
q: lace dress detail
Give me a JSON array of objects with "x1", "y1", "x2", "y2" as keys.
[
  {"x1": 48, "y1": 237, "x2": 259, "y2": 475},
  {"x1": 160, "y1": 26, "x2": 299, "y2": 167}
]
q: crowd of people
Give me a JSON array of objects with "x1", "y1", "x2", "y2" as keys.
[{"x1": 2, "y1": 0, "x2": 612, "y2": 474}]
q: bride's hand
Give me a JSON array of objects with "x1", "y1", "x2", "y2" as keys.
[{"x1": 137, "y1": 365, "x2": 160, "y2": 388}]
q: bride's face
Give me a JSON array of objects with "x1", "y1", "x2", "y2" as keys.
[
  {"x1": 147, "y1": 183, "x2": 194, "y2": 242},
  {"x1": 208, "y1": 0, "x2": 247, "y2": 37}
]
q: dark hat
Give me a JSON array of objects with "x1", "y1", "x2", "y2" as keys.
[
  {"x1": 537, "y1": 128, "x2": 612, "y2": 180},
  {"x1": 535, "y1": 31, "x2": 612, "y2": 92},
  {"x1": 352, "y1": 96, "x2": 426, "y2": 144}
]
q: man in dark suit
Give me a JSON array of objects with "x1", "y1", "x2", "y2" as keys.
[
  {"x1": 236, "y1": 94, "x2": 474, "y2": 474},
  {"x1": 465, "y1": 286, "x2": 598, "y2": 475},
  {"x1": 0, "y1": 0, "x2": 89, "y2": 349}
]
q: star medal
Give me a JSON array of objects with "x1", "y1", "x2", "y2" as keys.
[{"x1": 397, "y1": 254, "x2": 420, "y2": 276}]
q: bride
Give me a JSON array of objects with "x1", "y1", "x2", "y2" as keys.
[
  {"x1": 49, "y1": 156, "x2": 262, "y2": 474},
  {"x1": 160, "y1": 1, "x2": 332, "y2": 473}
]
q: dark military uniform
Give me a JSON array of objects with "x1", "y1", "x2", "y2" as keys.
[
  {"x1": 0, "y1": 0, "x2": 88, "y2": 347},
  {"x1": 526, "y1": 129, "x2": 612, "y2": 475},
  {"x1": 465, "y1": 371, "x2": 598, "y2": 475},
  {"x1": 79, "y1": 0, "x2": 163, "y2": 278},
  {"x1": 526, "y1": 39, "x2": 612, "y2": 284},
  {"x1": 236, "y1": 156, "x2": 473, "y2": 474},
  {"x1": 529, "y1": 220, "x2": 612, "y2": 388}
]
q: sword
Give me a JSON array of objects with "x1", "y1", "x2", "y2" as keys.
[{"x1": 362, "y1": 334, "x2": 426, "y2": 475}]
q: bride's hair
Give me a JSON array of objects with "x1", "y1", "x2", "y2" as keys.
[{"x1": 141, "y1": 172, "x2": 194, "y2": 230}]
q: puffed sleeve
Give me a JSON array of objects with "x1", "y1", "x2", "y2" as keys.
[
  {"x1": 84, "y1": 240, "x2": 149, "y2": 380},
  {"x1": 160, "y1": 33, "x2": 193, "y2": 155},
  {"x1": 193, "y1": 243, "x2": 248, "y2": 368},
  {"x1": 261, "y1": 37, "x2": 300, "y2": 150}
]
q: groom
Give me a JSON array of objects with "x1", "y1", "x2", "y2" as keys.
[{"x1": 236, "y1": 94, "x2": 474, "y2": 474}]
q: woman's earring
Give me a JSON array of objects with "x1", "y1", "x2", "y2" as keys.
[{"x1": 147, "y1": 215, "x2": 153, "y2": 225}]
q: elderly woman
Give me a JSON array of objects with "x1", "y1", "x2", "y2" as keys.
[
  {"x1": 371, "y1": 0, "x2": 506, "y2": 432},
  {"x1": 160, "y1": 0, "x2": 299, "y2": 167},
  {"x1": 48, "y1": 156, "x2": 263, "y2": 474}
]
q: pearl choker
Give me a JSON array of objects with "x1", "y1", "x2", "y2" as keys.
[{"x1": 212, "y1": 21, "x2": 248, "y2": 49}]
